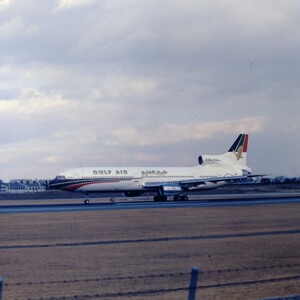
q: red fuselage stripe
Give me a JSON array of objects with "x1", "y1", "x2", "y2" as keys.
[{"x1": 64, "y1": 180, "x2": 120, "y2": 191}]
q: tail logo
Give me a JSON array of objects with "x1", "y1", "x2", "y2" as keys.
[
  {"x1": 228, "y1": 134, "x2": 248, "y2": 161},
  {"x1": 235, "y1": 146, "x2": 244, "y2": 161}
]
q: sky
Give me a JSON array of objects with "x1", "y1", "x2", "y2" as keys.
[{"x1": 0, "y1": 0, "x2": 299, "y2": 180}]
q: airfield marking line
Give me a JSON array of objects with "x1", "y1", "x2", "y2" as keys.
[
  {"x1": 0, "y1": 196, "x2": 300, "y2": 214},
  {"x1": 1, "y1": 228, "x2": 300, "y2": 250}
]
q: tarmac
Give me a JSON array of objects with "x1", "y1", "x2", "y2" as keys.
[{"x1": 0, "y1": 185, "x2": 300, "y2": 299}]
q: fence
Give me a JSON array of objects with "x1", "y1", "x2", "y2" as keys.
[
  {"x1": 188, "y1": 267, "x2": 199, "y2": 300},
  {"x1": 0, "y1": 268, "x2": 199, "y2": 300},
  {"x1": 0, "y1": 277, "x2": 2, "y2": 300},
  {"x1": 2, "y1": 267, "x2": 300, "y2": 299}
]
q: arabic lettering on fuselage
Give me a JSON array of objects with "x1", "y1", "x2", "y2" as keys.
[{"x1": 141, "y1": 170, "x2": 168, "y2": 176}]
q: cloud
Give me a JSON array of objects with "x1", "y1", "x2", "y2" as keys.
[
  {"x1": 0, "y1": 17, "x2": 24, "y2": 38},
  {"x1": 0, "y1": 0, "x2": 299, "y2": 179},
  {"x1": 0, "y1": 16, "x2": 38, "y2": 39},
  {"x1": 0, "y1": 0, "x2": 11, "y2": 10},
  {"x1": 56, "y1": 0, "x2": 96, "y2": 10},
  {"x1": 109, "y1": 117, "x2": 264, "y2": 146},
  {"x1": 93, "y1": 75, "x2": 158, "y2": 98}
]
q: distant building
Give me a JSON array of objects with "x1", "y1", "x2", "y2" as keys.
[
  {"x1": 5, "y1": 179, "x2": 47, "y2": 193},
  {"x1": 0, "y1": 180, "x2": 9, "y2": 193}
]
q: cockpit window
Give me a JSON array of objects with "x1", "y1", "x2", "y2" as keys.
[{"x1": 55, "y1": 175, "x2": 66, "y2": 180}]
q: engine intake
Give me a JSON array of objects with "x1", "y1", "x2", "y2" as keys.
[
  {"x1": 198, "y1": 156, "x2": 203, "y2": 165},
  {"x1": 160, "y1": 185, "x2": 182, "y2": 196}
]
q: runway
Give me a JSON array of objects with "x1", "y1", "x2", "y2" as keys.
[
  {"x1": 1, "y1": 192, "x2": 300, "y2": 214},
  {"x1": 1, "y1": 191, "x2": 300, "y2": 299}
]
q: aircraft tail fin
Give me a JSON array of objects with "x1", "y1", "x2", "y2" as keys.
[
  {"x1": 227, "y1": 133, "x2": 248, "y2": 165},
  {"x1": 198, "y1": 134, "x2": 249, "y2": 166}
]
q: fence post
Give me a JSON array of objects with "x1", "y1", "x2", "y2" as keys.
[
  {"x1": 0, "y1": 276, "x2": 3, "y2": 300},
  {"x1": 188, "y1": 267, "x2": 199, "y2": 300}
]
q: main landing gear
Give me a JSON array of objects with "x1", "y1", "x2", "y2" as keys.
[
  {"x1": 84, "y1": 194, "x2": 90, "y2": 205},
  {"x1": 174, "y1": 195, "x2": 188, "y2": 201},
  {"x1": 153, "y1": 195, "x2": 189, "y2": 202},
  {"x1": 154, "y1": 195, "x2": 168, "y2": 202}
]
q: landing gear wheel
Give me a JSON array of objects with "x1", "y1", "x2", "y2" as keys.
[
  {"x1": 154, "y1": 195, "x2": 168, "y2": 202},
  {"x1": 173, "y1": 195, "x2": 188, "y2": 201}
]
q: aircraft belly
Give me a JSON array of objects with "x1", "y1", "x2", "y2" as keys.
[{"x1": 75, "y1": 179, "x2": 141, "y2": 192}]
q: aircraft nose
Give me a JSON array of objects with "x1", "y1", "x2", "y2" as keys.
[
  {"x1": 48, "y1": 178, "x2": 61, "y2": 190},
  {"x1": 45, "y1": 180, "x2": 50, "y2": 190},
  {"x1": 47, "y1": 179, "x2": 55, "y2": 190},
  {"x1": 48, "y1": 175, "x2": 67, "y2": 190}
]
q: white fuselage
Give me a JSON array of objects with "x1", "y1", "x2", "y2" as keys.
[
  {"x1": 53, "y1": 163, "x2": 245, "y2": 193},
  {"x1": 48, "y1": 134, "x2": 252, "y2": 202}
]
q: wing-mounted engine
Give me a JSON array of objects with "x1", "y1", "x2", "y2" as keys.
[{"x1": 160, "y1": 185, "x2": 183, "y2": 196}]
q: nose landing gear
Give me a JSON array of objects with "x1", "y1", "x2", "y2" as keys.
[{"x1": 83, "y1": 194, "x2": 90, "y2": 205}]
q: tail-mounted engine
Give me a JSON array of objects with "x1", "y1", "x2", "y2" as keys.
[
  {"x1": 198, "y1": 156, "x2": 203, "y2": 165},
  {"x1": 198, "y1": 155, "x2": 223, "y2": 165}
]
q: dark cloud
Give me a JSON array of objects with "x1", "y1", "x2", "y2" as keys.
[{"x1": 0, "y1": 0, "x2": 299, "y2": 179}]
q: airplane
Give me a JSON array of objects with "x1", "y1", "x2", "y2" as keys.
[{"x1": 49, "y1": 133, "x2": 252, "y2": 204}]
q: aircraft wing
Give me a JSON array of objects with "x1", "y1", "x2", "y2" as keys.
[
  {"x1": 143, "y1": 174, "x2": 248, "y2": 190},
  {"x1": 179, "y1": 174, "x2": 247, "y2": 188}
]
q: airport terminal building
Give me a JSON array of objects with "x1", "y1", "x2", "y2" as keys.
[{"x1": 0, "y1": 179, "x2": 48, "y2": 193}]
